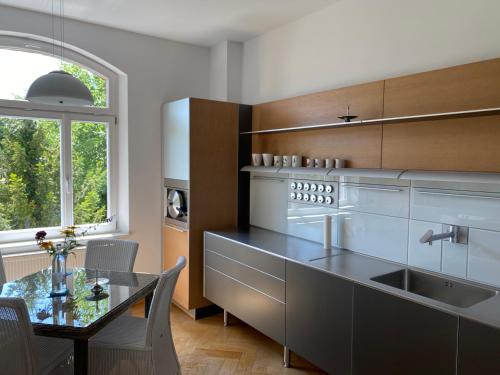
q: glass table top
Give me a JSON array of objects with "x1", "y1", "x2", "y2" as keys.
[{"x1": 0, "y1": 268, "x2": 158, "y2": 330}]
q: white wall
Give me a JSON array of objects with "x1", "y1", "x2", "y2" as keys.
[
  {"x1": 209, "y1": 40, "x2": 243, "y2": 102},
  {"x1": 242, "y1": 0, "x2": 500, "y2": 104},
  {"x1": 0, "y1": 5, "x2": 210, "y2": 274},
  {"x1": 209, "y1": 41, "x2": 229, "y2": 101}
]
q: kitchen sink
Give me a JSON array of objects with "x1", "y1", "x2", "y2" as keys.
[{"x1": 371, "y1": 269, "x2": 498, "y2": 308}]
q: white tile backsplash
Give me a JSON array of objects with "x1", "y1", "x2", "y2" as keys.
[
  {"x1": 251, "y1": 175, "x2": 500, "y2": 288},
  {"x1": 442, "y1": 241, "x2": 468, "y2": 278},
  {"x1": 408, "y1": 220, "x2": 442, "y2": 272},
  {"x1": 339, "y1": 183, "x2": 410, "y2": 218},
  {"x1": 468, "y1": 229, "x2": 500, "y2": 287},
  {"x1": 336, "y1": 210, "x2": 408, "y2": 264},
  {"x1": 411, "y1": 188, "x2": 500, "y2": 232},
  {"x1": 250, "y1": 176, "x2": 288, "y2": 234},
  {"x1": 287, "y1": 203, "x2": 337, "y2": 243}
]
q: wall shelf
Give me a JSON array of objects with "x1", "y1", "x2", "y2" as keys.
[
  {"x1": 242, "y1": 166, "x2": 500, "y2": 184},
  {"x1": 399, "y1": 170, "x2": 500, "y2": 184},
  {"x1": 241, "y1": 165, "x2": 281, "y2": 173},
  {"x1": 241, "y1": 166, "x2": 403, "y2": 179},
  {"x1": 279, "y1": 167, "x2": 331, "y2": 176},
  {"x1": 240, "y1": 107, "x2": 500, "y2": 135},
  {"x1": 327, "y1": 168, "x2": 404, "y2": 179}
]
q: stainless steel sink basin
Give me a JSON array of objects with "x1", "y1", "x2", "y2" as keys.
[{"x1": 371, "y1": 269, "x2": 498, "y2": 308}]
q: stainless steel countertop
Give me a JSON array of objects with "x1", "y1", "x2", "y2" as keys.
[{"x1": 207, "y1": 226, "x2": 500, "y2": 330}]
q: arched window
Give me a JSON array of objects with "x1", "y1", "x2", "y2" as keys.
[{"x1": 0, "y1": 35, "x2": 119, "y2": 246}]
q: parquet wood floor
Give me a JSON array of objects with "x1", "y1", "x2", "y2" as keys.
[{"x1": 130, "y1": 303, "x2": 326, "y2": 374}]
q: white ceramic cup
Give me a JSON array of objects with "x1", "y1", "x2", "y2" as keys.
[
  {"x1": 325, "y1": 158, "x2": 334, "y2": 168},
  {"x1": 305, "y1": 158, "x2": 314, "y2": 168},
  {"x1": 335, "y1": 159, "x2": 346, "y2": 168},
  {"x1": 262, "y1": 153, "x2": 274, "y2": 167},
  {"x1": 292, "y1": 155, "x2": 302, "y2": 168},
  {"x1": 252, "y1": 153, "x2": 263, "y2": 166},
  {"x1": 283, "y1": 155, "x2": 292, "y2": 167},
  {"x1": 273, "y1": 155, "x2": 283, "y2": 167},
  {"x1": 314, "y1": 158, "x2": 325, "y2": 168}
]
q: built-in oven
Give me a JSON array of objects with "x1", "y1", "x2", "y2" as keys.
[{"x1": 164, "y1": 178, "x2": 189, "y2": 229}]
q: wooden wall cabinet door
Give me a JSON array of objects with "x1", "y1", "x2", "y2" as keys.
[
  {"x1": 458, "y1": 318, "x2": 500, "y2": 374},
  {"x1": 353, "y1": 285, "x2": 457, "y2": 375},
  {"x1": 286, "y1": 261, "x2": 353, "y2": 374},
  {"x1": 163, "y1": 224, "x2": 189, "y2": 310},
  {"x1": 383, "y1": 59, "x2": 500, "y2": 117}
]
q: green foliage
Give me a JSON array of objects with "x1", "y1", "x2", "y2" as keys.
[
  {"x1": 61, "y1": 62, "x2": 107, "y2": 107},
  {"x1": 72, "y1": 122, "x2": 107, "y2": 225},
  {"x1": 0, "y1": 62, "x2": 108, "y2": 231},
  {"x1": 0, "y1": 118, "x2": 61, "y2": 229}
]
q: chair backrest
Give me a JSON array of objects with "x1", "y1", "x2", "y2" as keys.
[
  {"x1": 84, "y1": 239, "x2": 139, "y2": 272},
  {"x1": 0, "y1": 298, "x2": 37, "y2": 375},
  {"x1": 0, "y1": 254, "x2": 6, "y2": 284},
  {"x1": 146, "y1": 256, "x2": 186, "y2": 375}
]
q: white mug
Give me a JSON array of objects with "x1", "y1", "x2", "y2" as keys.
[
  {"x1": 252, "y1": 153, "x2": 263, "y2": 166},
  {"x1": 273, "y1": 155, "x2": 283, "y2": 167},
  {"x1": 292, "y1": 155, "x2": 302, "y2": 168},
  {"x1": 335, "y1": 159, "x2": 346, "y2": 168},
  {"x1": 314, "y1": 158, "x2": 325, "y2": 168},
  {"x1": 283, "y1": 155, "x2": 292, "y2": 167},
  {"x1": 262, "y1": 153, "x2": 274, "y2": 167},
  {"x1": 325, "y1": 158, "x2": 334, "y2": 168}
]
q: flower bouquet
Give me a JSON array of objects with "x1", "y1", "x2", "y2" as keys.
[{"x1": 36, "y1": 226, "x2": 86, "y2": 297}]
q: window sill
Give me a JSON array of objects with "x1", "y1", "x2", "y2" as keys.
[{"x1": 0, "y1": 231, "x2": 130, "y2": 257}]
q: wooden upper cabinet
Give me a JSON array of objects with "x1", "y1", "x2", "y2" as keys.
[
  {"x1": 384, "y1": 58, "x2": 500, "y2": 117},
  {"x1": 252, "y1": 81, "x2": 385, "y2": 131},
  {"x1": 251, "y1": 82, "x2": 385, "y2": 169}
]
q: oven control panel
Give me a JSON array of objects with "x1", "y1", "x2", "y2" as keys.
[{"x1": 288, "y1": 180, "x2": 339, "y2": 207}]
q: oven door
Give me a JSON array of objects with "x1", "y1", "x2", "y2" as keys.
[{"x1": 167, "y1": 189, "x2": 186, "y2": 219}]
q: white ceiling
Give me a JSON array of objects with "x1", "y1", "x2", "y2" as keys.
[{"x1": 0, "y1": 0, "x2": 338, "y2": 46}]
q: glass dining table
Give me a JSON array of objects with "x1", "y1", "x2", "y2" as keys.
[{"x1": 0, "y1": 268, "x2": 159, "y2": 375}]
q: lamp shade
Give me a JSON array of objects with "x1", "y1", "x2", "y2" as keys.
[{"x1": 26, "y1": 70, "x2": 94, "y2": 106}]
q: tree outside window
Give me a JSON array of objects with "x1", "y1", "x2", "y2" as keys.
[{"x1": 0, "y1": 61, "x2": 110, "y2": 232}]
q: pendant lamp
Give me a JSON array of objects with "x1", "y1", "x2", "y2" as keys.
[{"x1": 26, "y1": 0, "x2": 93, "y2": 106}]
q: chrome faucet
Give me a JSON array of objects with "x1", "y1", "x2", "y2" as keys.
[{"x1": 420, "y1": 224, "x2": 469, "y2": 246}]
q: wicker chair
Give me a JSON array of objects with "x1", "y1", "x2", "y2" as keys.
[
  {"x1": 84, "y1": 239, "x2": 138, "y2": 272},
  {"x1": 88, "y1": 256, "x2": 186, "y2": 375},
  {"x1": 0, "y1": 298, "x2": 73, "y2": 374}
]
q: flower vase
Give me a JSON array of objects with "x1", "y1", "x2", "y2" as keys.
[{"x1": 50, "y1": 246, "x2": 68, "y2": 297}]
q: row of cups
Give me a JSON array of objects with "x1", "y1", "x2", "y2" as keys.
[{"x1": 252, "y1": 153, "x2": 347, "y2": 169}]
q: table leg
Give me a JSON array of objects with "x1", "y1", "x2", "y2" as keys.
[
  {"x1": 145, "y1": 291, "x2": 154, "y2": 318},
  {"x1": 74, "y1": 339, "x2": 88, "y2": 375}
]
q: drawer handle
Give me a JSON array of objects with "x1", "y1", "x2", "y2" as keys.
[
  {"x1": 342, "y1": 184, "x2": 403, "y2": 192},
  {"x1": 416, "y1": 190, "x2": 500, "y2": 200}
]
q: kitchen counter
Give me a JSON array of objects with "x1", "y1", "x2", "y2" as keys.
[{"x1": 208, "y1": 226, "x2": 500, "y2": 330}]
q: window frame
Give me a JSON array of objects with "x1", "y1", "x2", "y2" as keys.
[
  {"x1": 0, "y1": 36, "x2": 119, "y2": 247},
  {"x1": 0, "y1": 35, "x2": 118, "y2": 115}
]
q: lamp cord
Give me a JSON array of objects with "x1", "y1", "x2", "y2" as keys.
[
  {"x1": 60, "y1": 0, "x2": 63, "y2": 64},
  {"x1": 51, "y1": 0, "x2": 55, "y2": 58}
]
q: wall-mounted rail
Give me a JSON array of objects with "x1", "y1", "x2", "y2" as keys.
[
  {"x1": 240, "y1": 107, "x2": 500, "y2": 135},
  {"x1": 242, "y1": 166, "x2": 500, "y2": 183}
]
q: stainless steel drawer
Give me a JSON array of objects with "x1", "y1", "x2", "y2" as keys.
[
  {"x1": 204, "y1": 266, "x2": 285, "y2": 344},
  {"x1": 204, "y1": 233, "x2": 286, "y2": 279},
  {"x1": 205, "y1": 249, "x2": 285, "y2": 302}
]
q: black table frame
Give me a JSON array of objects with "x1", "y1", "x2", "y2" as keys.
[{"x1": 32, "y1": 278, "x2": 157, "y2": 375}]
